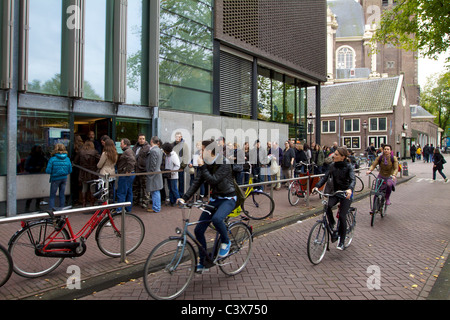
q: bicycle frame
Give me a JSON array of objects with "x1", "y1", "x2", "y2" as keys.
[{"x1": 23, "y1": 201, "x2": 119, "y2": 257}]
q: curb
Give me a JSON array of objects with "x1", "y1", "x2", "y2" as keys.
[{"x1": 25, "y1": 174, "x2": 417, "y2": 300}]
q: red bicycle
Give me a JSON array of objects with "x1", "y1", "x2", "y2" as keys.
[
  {"x1": 8, "y1": 179, "x2": 145, "y2": 278},
  {"x1": 288, "y1": 162, "x2": 324, "y2": 206}
]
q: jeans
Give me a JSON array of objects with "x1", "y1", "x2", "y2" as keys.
[
  {"x1": 150, "y1": 190, "x2": 161, "y2": 212},
  {"x1": 194, "y1": 197, "x2": 236, "y2": 264},
  {"x1": 433, "y1": 168, "x2": 447, "y2": 180},
  {"x1": 326, "y1": 195, "x2": 352, "y2": 243},
  {"x1": 116, "y1": 175, "x2": 135, "y2": 212},
  {"x1": 49, "y1": 179, "x2": 67, "y2": 210},
  {"x1": 168, "y1": 179, "x2": 180, "y2": 204}
]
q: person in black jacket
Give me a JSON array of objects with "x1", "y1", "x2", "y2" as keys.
[
  {"x1": 313, "y1": 147, "x2": 355, "y2": 250},
  {"x1": 432, "y1": 148, "x2": 448, "y2": 182},
  {"x1": 178, "y1": 139, "x2": 236, "y2": 272}
]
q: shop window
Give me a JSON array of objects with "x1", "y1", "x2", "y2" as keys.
[{"x1": 115, "y1": 117, "x2": 151, "y2": 154}]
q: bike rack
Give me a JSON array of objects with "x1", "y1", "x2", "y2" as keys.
[{"x1": 0, "y1": 202, "x2": 131, "y2": 263}]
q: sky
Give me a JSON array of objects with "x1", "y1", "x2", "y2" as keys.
[{"x1": 418, "y1": 51, "x2": 449, "y2": 89}]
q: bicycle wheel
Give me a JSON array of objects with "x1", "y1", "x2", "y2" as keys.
[
  {"x1": 242, "y1": 190, "x2": 274, "y2": 220},
  {"x1": 380, "y1": 198, "x2": 387, "y2": 217},
  {"x1": 307, "y1": 221, "x2": 328, "y2": 265},
  {"x1": 96, "y1": 211, "x2": 145, "y2": 258},
  {"x1": 370, "y1": 195, "x2": 378, "y2": 227},
  {"x1": 0, "y1": 244, "x2": 13, "y2": 287},
  {"x1": 343, "y1": 209, "x2": 356, "y2": 248},
  {"x1": 288, "y1": 181, "x2": 302, "y2": 206},
  {"x1": 143, "y1": 238, "x2": 196, "y2": 300},
  {"x1": 219, "y1": 222, "x2": 252, "y2": 276},
  {"x1": 8, "y1": 221, "x2": 69, "y2": 278},
  {"x1": 354, "y1": 176, "x2": 364, "y2": 193}
]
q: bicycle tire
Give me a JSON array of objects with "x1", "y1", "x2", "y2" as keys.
[
  {"x1": 96, "y1": 211, "x2": 145, "y2": 258},
  {"x1": 354, "y1": 175, "x2": 364, "y2": 193},
  {"x1": 0, "y1": 244, "x2": 13, "y2": 287},
  {"x1": 8, "y1": 221, "x2": 69, "y2": 278},
  {"x1": 219, "y1": 222, "x2": 252, "y2": 276},
  {"x1": 143, "y1": 238, "x2": 196, "y2": 300},
  {"x1": 370, "y1": 196, "x2": 378, "y2": 227},
  {"x1": 380, "y1": 198, "x2": 387, "y2": 217},
  {"x1": 344, "y1": 209, "x2": 356, "y2": 248},
  {"x1": 307, "y1": 221, "x2": 328, "y2": 265},
  {"x1": 288, "y1": 181, "x2": 302, "y2": 206},
  {"x1": 242, "y1": 190, "x2": 274, "y2": 220}
]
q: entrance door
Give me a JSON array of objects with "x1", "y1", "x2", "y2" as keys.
[{"x1": 74, "y1": 115, "x2": 113, "y2": 147}]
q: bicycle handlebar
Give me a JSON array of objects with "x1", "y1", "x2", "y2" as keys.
[{"x1": 311, "y1": 189, "x2": 347, "y2": 198}]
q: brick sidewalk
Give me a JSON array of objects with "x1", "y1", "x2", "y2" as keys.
[{"x1": 1, "y1": 157, "x2": 448, "y2": 300}]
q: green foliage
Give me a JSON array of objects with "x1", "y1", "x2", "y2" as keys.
[{"x1": 373, "y1": 0, "x2": 450, "y2": 62}]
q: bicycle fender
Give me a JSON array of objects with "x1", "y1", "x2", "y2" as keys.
[{"x1": 8, "y1": 219, "x2": 51, "y2": 247}]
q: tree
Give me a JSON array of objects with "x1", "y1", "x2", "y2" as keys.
[
  {"x1": 421, "y1": 71, "x2": 450, "y2": 144},
  {"x1": 372, "y1": 0, "x2": 450, "y2": 63}
]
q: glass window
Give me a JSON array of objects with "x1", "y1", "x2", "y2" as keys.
[
  {"x1": 0, "y1": 107, "x2": 6, "y2": 175},
  {"x1": 257, "y1": 71, "x2": 272, "y2": 121},
  {"x1": 159, "y1": 0, "x2": 213, "y2": 113},
  {"x1": 126, "y1": 0, "x2": 144, "y2": 105},
  {"x1": 336, "y1": 46, "x2": 354, "y2": 69},
  {"x1": 17, "y1": 109, "x2": 69, "y2": 174},
  {"x1": 84, "y1": 0, "x2": 107, "y2": 100},
  {"x1": 28, "y1": 0, "x2": 63, "y2": 95},
  {"x1": 115, "y1": 117, "x2": 151, "y2": 154},
  {"x1": 285, "y1": 77, "x2": 295, "y2": 125},
  {"x1": 272, "y1": 73, "x2": 284, "y2": 123}
]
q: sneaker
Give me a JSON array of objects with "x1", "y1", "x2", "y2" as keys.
[
  {"x1": 445, "y1": 178, "x2": 448, "y2": 183},
  {"x1": 218, "y1": 241, "x2": 231, "y2": 258},
  {"x1": 337, "y1": 242, "x2": 345, "y2": 251},
  {"x1": 386, "y1": 199, "x2": 391, "y2": 205},
  {"x1": 195, "y1": 263, "x2": 208, "y2": 273}
]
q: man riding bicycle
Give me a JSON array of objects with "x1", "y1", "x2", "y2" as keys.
[
  {"x1": 178, "y1": 139, "x2": 236, "y2": 272},
  {"x1": 366, "y1": 144, "x2": 398, "y2": 206},
  {"x1": 313, "y1": 147, "x2": 355, "y2": 250}
]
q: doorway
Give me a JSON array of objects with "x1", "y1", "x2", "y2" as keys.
[{"x1": 74, "y1": 115, "x2": 113, "y2": 147}]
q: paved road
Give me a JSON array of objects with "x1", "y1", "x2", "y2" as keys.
[{"x1": 78, "y1": 157, "x2": 449, "y2": 301}]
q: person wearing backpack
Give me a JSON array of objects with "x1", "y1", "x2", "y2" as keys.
[
  {"x1": 366, "y1": 144, "x2": 398, "y2": 206},
  {"x1": 432, "y1": 148, "x2": 448, "y2": 182},
  {"x1": 46, "y1": 143, "x2": 72, "y2": 210}
]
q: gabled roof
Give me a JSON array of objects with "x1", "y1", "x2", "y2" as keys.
[
  {"x1": 410, "y1": 105, "x2": 435, "y2": 119},
  {"x1": 307, "y1": 76, "x2": 403, "y2": 115}
]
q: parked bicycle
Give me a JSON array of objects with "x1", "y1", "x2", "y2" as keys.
[
  {"x1": 8, "y1": 179, "x2": 145, "y2": 278},
  {"x1": 288, "y1": 162, "x2": 323, "y2": 206},
  {"x1": 369, "y1": 173, "x2": 389, "y2": 227},
  {"x1": 234, "y1": 172, "x2": 275, "y2": 220},
  {"x1": 307, "y1": 190, "x2": 357, "y2": 265},
  {"x1": 0, "y1": 243, "x2": 13, "y2": 287},
  {"x1": 143, "y1": 200, "x2": 253, "y2": 300}
]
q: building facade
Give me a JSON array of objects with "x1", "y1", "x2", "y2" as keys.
[{"x1": 0, "y1": 0, "x2": 327, "y2": 216}]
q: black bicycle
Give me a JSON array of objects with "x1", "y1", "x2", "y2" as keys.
[
  {"x1": 369, "y1": 173, "x2": 390, "y2": 227},
  {"x1": 0, "y1": 243, "x2": 13, "y2": 287},
  {"x1": 307, "y1": 190, "x2": 357, "y2": 265},
  {"x1": 143, "y1": 201, "x2": 253, "y2": 300}
]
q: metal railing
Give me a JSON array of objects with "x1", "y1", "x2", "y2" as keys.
[{"x1": 0, "y1": 202, "x2": 132, "y2": 263}]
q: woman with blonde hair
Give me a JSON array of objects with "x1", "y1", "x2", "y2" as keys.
[{"x1": 45, "y1": 143, "x2": 72, "y2": 210}]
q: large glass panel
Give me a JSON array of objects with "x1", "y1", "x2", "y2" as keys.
[
  {"x1": 126, "y1": 0, "x2": 144, "y2": 105},
  {"x1": 17, "y1": 109, "x2": 69, "y2": 174},
  {"x1": 28, "y1": 0, "x2": 63, "y2": 95},
  {"x1": 84, "y1": 0, "x2": 107, "y2": 100},
  {"x1": 0, "y1": 107, "x2": 6, "y2": 175},
  {"x1": 257, "y1": 67, "x2": 271, "y2": 121},
  {"x1": 272, "y1": 73, "x2": 284, "y2": 123},
  {"x1": 115, "y1": 117, "x2": 151, "y2": 153},
  {"x1": 160, "y1": 0, "x2": 213, "y2": 113},
  {"x1": 285, "y1": 77, "x2": 295, "y2": 124}
]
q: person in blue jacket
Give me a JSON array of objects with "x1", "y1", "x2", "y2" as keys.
[{"x1": 46, "y1": 143, "x2": 72, "y2": 210}]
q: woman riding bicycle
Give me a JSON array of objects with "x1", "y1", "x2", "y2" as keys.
[
  {"x1": 178, "y1": 139, "x2": 236, "y2": 272},
  {"x1": 313, "y1": 147, "x2": 355, "y2": 250},
  {"x1": 366, "y1": 144, "x2": 398, "y2": 206}
]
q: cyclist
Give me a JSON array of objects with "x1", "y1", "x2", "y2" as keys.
[
  {"x1": 313, "y1": 147, "x2": 355, "y2": 250},
  {"x1": 366, "y1": 144, "x2": 398, "y2": 206},
  {"x1": 177, "y1": 139, "x2": 236, "y2": 272}
]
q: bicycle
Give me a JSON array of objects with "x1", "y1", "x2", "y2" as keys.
[
  {"x1": 234, "y1": 172, "x2": 274, "y2": 220},
  {"x1": 0, "y1": 243, "x2": 13, "y2": 287},
  {"x1": 368, "y1": 173, "x2": 389, "y2": 227},
  {"x1": 143, "y1": 200, "x2": 253, "y2": 300},
  {"x1": 8, "y1": 178, "x2": 145, "y2": 278},
  {"x1": 307, "y1": 190, "x2": 357, "y2": 265},
  {"x1": 288, "y1": 162, "x2": 324, "y2": 206}
]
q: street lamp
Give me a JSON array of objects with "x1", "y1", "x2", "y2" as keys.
[
  {"x1": 362, "y1": 119, "x2": 368, "y2": 151},
  {"x1": 307, "y1": 112, "x2": 313, "y2": 146}
]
